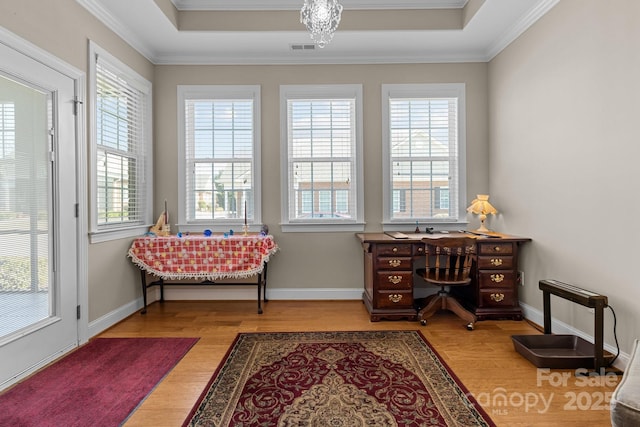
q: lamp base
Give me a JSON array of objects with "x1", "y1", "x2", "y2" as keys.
[
  {"x1": 475, "y1": 218, "x2": 490, "y2": 233},
  {"x1": 475, "y1": 225, "x2": 490, "y2": 233}
]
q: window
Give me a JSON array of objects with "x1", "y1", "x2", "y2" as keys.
[
  {"x1": 89, "y1": 42, "x2": 152, "y2": 243},
  {"x1": 382, "y1": 84, "x2": 466, "y2": 228},
  {"x1": 177, "y1": 85, "x2": 261, "y2": 232},
  {"x1": 280, "y1": 85, "x2": 364, "y2": 232}
]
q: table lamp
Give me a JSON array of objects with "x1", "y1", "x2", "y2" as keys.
[{"x1": 467, "y1": 194, "x2": 497, "y2": 232}]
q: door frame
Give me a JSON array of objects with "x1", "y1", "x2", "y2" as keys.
[{"x1": 0, "y1": 27, "x2": 88, "y2": 368}]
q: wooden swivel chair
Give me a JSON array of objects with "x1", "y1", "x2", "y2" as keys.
[{"x1": 415, "y1": 237, "x2": 477, "y2": 330}]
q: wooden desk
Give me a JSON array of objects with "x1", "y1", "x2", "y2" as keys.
[
  {"x1": 356, "y1": 232, "x2": 530, "y2": 322},
  {"x1": 128, "y1": 235, "x2": 278, "y2": 314}
]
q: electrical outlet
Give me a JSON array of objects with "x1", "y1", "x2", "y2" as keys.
[{"x1": 517, "y1": 270, "x2": 525, "y2": 286}]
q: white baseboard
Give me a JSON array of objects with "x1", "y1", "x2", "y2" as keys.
[
  {"x1": 519, "y1": 301, "x2": 629, "y2": 370},
  {"x1": 88, "y1": 297, "x2": 144, "y2": 338},
  {"x1": 267, "y1": 287, "x2": 362, "y2": 300},
  {"x1": 160, "y1": 286, "x2": 362, "y2": 301}
]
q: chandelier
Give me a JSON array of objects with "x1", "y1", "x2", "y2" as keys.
[{"x1": 300, "y1": 0, "x2": 343, "y2": 48}]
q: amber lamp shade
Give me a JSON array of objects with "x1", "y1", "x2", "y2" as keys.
[{"x1": 467, "y1": 194, "x2": 498, "y2": 232}]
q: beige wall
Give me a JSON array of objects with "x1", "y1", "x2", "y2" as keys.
[
  {"x1": 154, "y1": 63, "x2": 489, "y2": 294},
  {"x1": 489, "y1": 0, "x2": 640, "y2": 354},
  {"x1": 0, "y1": 0, "x2": 154, "y2": 322}
]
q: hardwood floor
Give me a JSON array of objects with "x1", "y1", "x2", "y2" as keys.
[{"x1": 97, "y1": 300, "x2": 620, "y2": 426}]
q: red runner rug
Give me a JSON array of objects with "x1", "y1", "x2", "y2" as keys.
[
  {"x1": 0, "y1": 337, "x2": 198, "y2": 427},
  {"x1": 184, "y1": 331, "x2": 494, "y2": 426}
]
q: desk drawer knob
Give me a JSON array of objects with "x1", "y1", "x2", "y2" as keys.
[
  {"x1": 388, "y1": 275, "x2": 403, "y2": 284},
  {"x1": 490, "y1": 258, "x2": 503, "y2": 267},
  {"x1": 392, "y1": 247, "x2": 398, "y2": 253},
  {"x1": 388, "y1": 259, "x2": 402, "y2": 268},
  {"x1": 388, "y1": 294, "x2": 403, "y2": 303},
  {"x1": 490, "y1": 293, "x2": 505, "y2": 302},
  {"x1": 491, "y1": 274, "x2": 505, "y2": 283},
  {"x1": 493, "y1": 246, "x2": 501, "y2": 252}
]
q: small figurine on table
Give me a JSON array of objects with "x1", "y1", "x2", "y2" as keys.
[{"x1": 149, "y1": 200, "x2": 171, "y2": 236}]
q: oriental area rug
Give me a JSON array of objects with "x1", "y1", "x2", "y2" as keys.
[
  {"x1": 184, "y1": 331, "x2": 494, "y2": 427},
  {"x1": 0, "y1": 337, "x2": 198, "y2": 427}
]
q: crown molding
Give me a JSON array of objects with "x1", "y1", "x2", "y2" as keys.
[
  {"x1": 484, "y1": 0, "x2": 560, "y2": 61},
  {"x1": 171, "y1": 0, "x2": 468, "y2": 11},
  {"x1": 76, "y1": 0, "x2": 156, "y2": 62},
  {"x1": 152, "y1": 50, "x2": 488, "y2": 66}
]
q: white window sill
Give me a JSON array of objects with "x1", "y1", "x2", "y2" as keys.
[
  {"x1": 280, "y1": 222, "x2": 365, "y2": 233},
  {"x1": 176, "y1": 223, "x2": 262, "y2": 234},
  {"x1": 89, "y1": 225, "x2": 151, "y2": 244}
]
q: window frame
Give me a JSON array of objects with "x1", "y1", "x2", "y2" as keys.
[
  {"x1": 88, "y1": 41, "x2": 153, "y2": 243},
  {"x1": 280, "y1": 84, "x2": 364, "y2": 233},
  {"x1": 177, "y1": 85, "x2": 262, "y2": 233},
  {"x1": 381, "y1": 83, "x2": 467, "y2": 230}
]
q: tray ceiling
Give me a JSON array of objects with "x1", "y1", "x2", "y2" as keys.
[{"x1": 77, "y1": 0, "x2": 559, "y2": 64}]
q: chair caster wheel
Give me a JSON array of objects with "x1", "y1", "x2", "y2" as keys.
[
  {"x1": 420, "y1": 319, "x2": 427, "y2": 326},
  {"x1": 466, "y1": 323, "x2": 474, "y2": 331}
]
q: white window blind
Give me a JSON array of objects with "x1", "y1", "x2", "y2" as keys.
[
  {"x1": 383, "y1": 84, "x2": 465, "y2": 225},
  {"x1": 178, "y1": 85, "x2": 260, "y2": 230},
  {"x1": 285, "y1": 97, "x2": 358, "y2": 222},
  {"x1": 184, "y1": 99, "x2": 254, "y2": 222},
  {"x1": 95, "y1": 56, "x2": 147, "y2": 227},
  {"x1": 89, "y1": 42, "x2": 152, "y2": 242},
  {"x1": 0, "y1": 75, "x2": 51, "y2": 339}
]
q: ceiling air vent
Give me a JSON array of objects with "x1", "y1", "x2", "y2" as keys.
[{"x1": 290, "y1": 44, "x2": 316, "y2": 51}]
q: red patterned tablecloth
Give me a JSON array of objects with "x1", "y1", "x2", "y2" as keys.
[{"x1": 127, "y1": 235, "x2": 278, "y2": 281}]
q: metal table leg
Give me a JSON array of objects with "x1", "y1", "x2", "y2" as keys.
[
  {"x1": 257, "y1": 272, "x2": 263, "y2": 314},
  {"x1": 140, "y1": 270, "x2": 148, "y2": 314}
]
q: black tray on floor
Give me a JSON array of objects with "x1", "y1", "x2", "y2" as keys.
[{"x1": 512, "y1": 334, "x2": 613, "y2": 369}]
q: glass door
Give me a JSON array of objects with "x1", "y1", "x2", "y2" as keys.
[
  {"x1": 0, "y1": 75, "x2": 51, "y2": 338},
  {"x1": 0, "y1": 38, "x2": 79, "y2": 390}
]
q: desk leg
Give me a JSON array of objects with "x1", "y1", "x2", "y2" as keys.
[{"x1": 140, "y1": 270, "x2": 148, "y2": 315}]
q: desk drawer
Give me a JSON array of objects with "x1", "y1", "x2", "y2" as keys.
[
  {"x1": 376, "y1": 271, "x2": 413, "y2": 290},
  {"x1": 478, "y1": 271, "x2": 515, "y2": 288},
  {"x1": 376, "y1": 257, "x2": 412, "y2": 270},
  {"x1": 376, "y1": 244, "x2": 412, "y2": 256},
  {"x1": 478, "y1": 242, "x2": 513, "y2": 255},
  {"x1": 477, "y1": 256, "x2": 514, "y2": 270},
  {"x1": 479, "y1": 289, "x2": 516, "y2": 308},
  {"x1": 376, "y1": 290, "x2": 413, "y2": 308}
]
